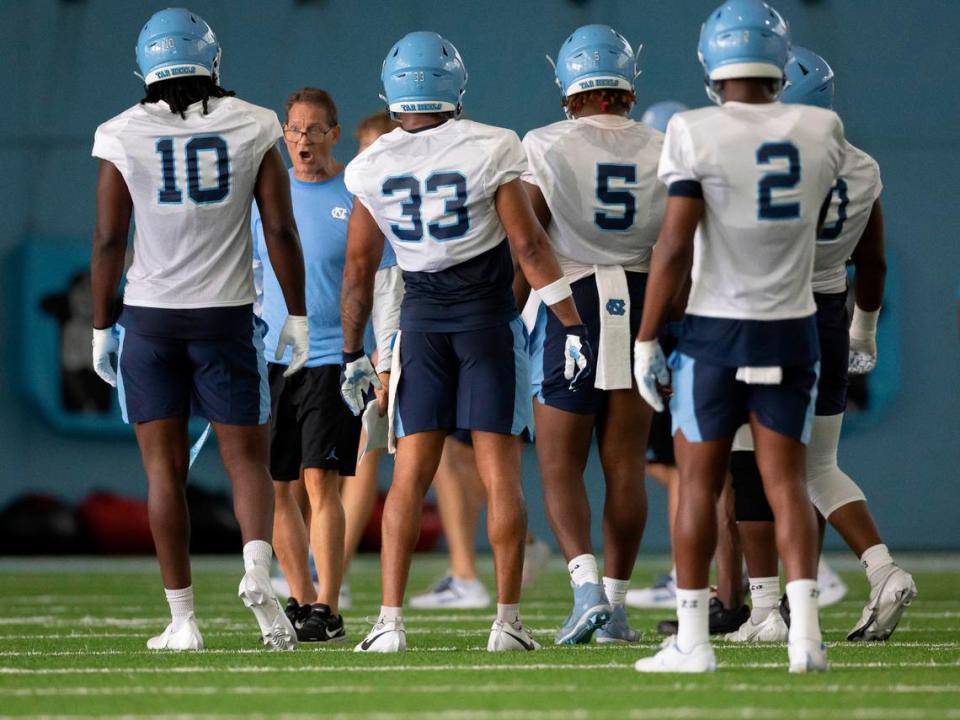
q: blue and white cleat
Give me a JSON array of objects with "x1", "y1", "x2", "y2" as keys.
[
  {"x1": 625, "y1": 573, "x2": 676, "y2": 609},
  {"x1": 596, "y1": 605, "x2": 641, "y2": 644},
  {"x1": 554, "y1": 582, "x2": 612, "y2": 645}
]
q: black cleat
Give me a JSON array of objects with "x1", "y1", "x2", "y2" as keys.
[
  {"x1": 284, "y1": 597, "x2": 312, "y2": 632},
  {"x1": 297, "y1": 603, "x2": 347, "y2": 643},
  {"x1": 656, "y1": 597, "x2": 751, "y2": 636}
]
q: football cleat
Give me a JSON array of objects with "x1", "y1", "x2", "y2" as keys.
[
  {"x1": 625, "y1": 573, "x2": 676, "y2": 609},
  {"x1": 657, "y1": 597, "x2": 750, "y2": 636},
  {"x1": 847, "y1": 566, "x2": 917, "y2": 642},
  {"x1": 788, "y1": 637, "x2": 829, "y2": 673},
  {"x1": 146, "y1": 616, "x2": 203, "y2": 651},
  {"x1": 725, "y1": 609, "x2": 788, "y2": 642},
  {"x1": 355, "y1": 618, "x2": 406, "y2": 653},
  {"x1": 596, "y1": 605, "x2": 641, "y2": 643},
  {"x1": 284, "y1": 597, "x2": 312, "y2": 632},
  {"x1": 554, "y1": 582, "x2": 612, "y2": 645},
  {"x1": 817, "y1": 559, "x2": 848, "y2": 607},
  {"x1": 297, "y1": 603, "x2": 347, "y2": 643},
  {"x1": 634, "y1": 638, "x2": 716, "y2": 673},
  {"x1": 409, "y1": 575, "x2": 491, "y2": 609},
  {"x1": 238, "y1": 568, "x2": 298, "y2": 650},
  {"x1": 522, "y1": 538, "x2": 552, "y2": 590},
  {"x1": 487, "y1": 619, "x2": 541, "y2": 652}
]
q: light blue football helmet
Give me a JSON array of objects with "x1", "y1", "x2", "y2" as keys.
[
  {"x1": 641, "y1": 100, "x2": 688, "y2": 132},
  {"x1": 136, "y1": 8, "x2": 221, "y2": 86},
  {"x1": 553, "y1": 24, "x2": 639, "y2": 100},
  {"x1": 781, "y1": 46, "x2": 835, "y2": 109},
  {"x1": 697, "y1": 0, "x2": 790, "y2": 103},
  {"x1": 381, "y1": 32, "x2": 467, "y2": 116}
]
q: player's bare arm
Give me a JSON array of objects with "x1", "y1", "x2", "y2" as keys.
[
  {"x1": 254, "y1": 146, "x2": 307, "y2": 317},
  {"x1": 851, "y1": 199, "x2": 886, "y2": 313},
  {"x1": 340, "y1": 199, "x2": 385, "y2": 354},
  {"x1": 91, "y1": 159, "x2": 132, "y2": 330}
]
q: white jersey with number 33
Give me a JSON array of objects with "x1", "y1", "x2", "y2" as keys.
[
  {"x1": 659, "y1": 102, "x2": 845, "y2": 320},
  {"x1": 92, "y1": 96, "x2": 281, "y2": 309}
]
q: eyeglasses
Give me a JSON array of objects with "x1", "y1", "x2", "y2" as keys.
[{"x1": 282, "y1": 123, "x2": 336, "y2": 142}]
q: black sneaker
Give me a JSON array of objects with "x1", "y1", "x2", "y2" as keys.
[
  {"x1": 297, "y1": 603, "x2": 346, "y2": 643},
  {"x1": 656, "y1": 597, "x2": 751, "y2": 636}
]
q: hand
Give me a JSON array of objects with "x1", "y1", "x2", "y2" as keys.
[
  {"x1": 848, "y1": 306, "x2": 879, "y2": 375},
  {"x1": 340, "y1": 351, "x2": 383, "y2": 416},
  {"x1": 374, "y1": 371, "x2": 390, "y2": 417},
  {"x1": 563, "y1": 324, "x2": 594, "y2": 392},
  {"x1": 276, "y1": 315, "x2": 309, "y2": 377},
  {"x1": 633, "y1": 339, "x2": 670, "y2": 412},
  {"x1": 91, "y1": 327, "x2": 119, "y2": 387}
]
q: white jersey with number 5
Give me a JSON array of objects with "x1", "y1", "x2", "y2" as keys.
[
  {"x1": 813, "y1": 141, "x2": 882, "y2": 294},
  {"x1": 92, "y1": 96, "x2": 281, "y2": 309},
  {"x1": 659, "y1": 102, "x2": 844, "y2": 320},
  {"x1": 344, "y1": 119, "x2": 525, "y2": 273},
  {"x1": 521, "y1": 115, "x2": 665, "y2": 268}
]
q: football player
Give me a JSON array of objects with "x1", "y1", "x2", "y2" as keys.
[
  {"x1": 520, "y1": 25, "x2": 665, "y2": 644},
  {"x1": 90, "y1": 8, "x2": 306, "y2": 651},
  {"x1": 339, "y1": 31, "x2": 593, "y2": 652},
  {"x1": 727, "y1": 47, "x2": 916, "y2": 644},
  {"x1": 632, "y1": 0, "x2": 844, "y2": 673}
]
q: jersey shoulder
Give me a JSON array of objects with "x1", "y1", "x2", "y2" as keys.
[
  {"x1": 841, "y1": 140, "x2": 880, "y2": 178},
  {"x1": 523, "y1": 119, "x2": 578, "y2": 147},
  {"x1": 94, "y1": 103, "x2": 146, "y2": 141}
]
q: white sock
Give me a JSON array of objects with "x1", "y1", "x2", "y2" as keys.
[
  {"x1": 860, "y1": 544, "x2": 895, "y2": 587},
  {"x1": 379, "y1": 605, "x2": 403, "y2": 624},
  {"x1": 675, "y1": 588, "x2": 710, "y2": 653},
  {"x1": 749, "y1": 576, "x2": 780, "y2": 622},
  {"x1": 242, "y1": 539, "x2": 273, "y2": 573},
  {"x1": 164, "y1": 586, "x2": 194, "y2": 627},
  {"x1": 568, "y1": 554, "x2": 599, "y2": 587},
  {"x1": 786, "y1": 579, "x2": 821, "y2": 643},
  {"x1": 669, "y1": 565, "x2": 677, "y2": 582},
  {"x1": 496, "y1": 603, "x2": 520, "y2": 625},
  {"x1": 602, "y1": 576, "x2": 629, "y2": 607}
]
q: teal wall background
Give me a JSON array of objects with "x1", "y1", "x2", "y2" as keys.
[{"x1": 0, "y1": 0, "x2": 957, "y2": 551}]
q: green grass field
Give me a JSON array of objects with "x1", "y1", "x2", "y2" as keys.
[{"x1": 1, "y1": 554, "x2": 958, "y2": 719}]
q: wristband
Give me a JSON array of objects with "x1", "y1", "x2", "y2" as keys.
[
  {"x1": 537, "y1": 276, "x2": 573, "y2": 306},
  {"x1": 850, "y1": 306, "x2": 880, "y2": 338},
  {"x1": 342, "y1": 350, "x2": 364, "y2": 364}
]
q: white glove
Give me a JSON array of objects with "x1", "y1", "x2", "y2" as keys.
[
  {"x1": 340, "y1": 352, "x2": 383, "y2": 416},
  {"x1": 633, "y1": 339, "x2": 669, "y2": 412},
  {"x1": 91, "y1": 327, "x2": 119, "y2": 387},
  {"x1": 276, "y1": 315, "x2": 309, "y2": 377},
  {"x1": 563, "y1": 323, "x2": 594, "y2": 392},
  {"x1": 848, "y1": 306, "x2": 879, "y2": 375}
]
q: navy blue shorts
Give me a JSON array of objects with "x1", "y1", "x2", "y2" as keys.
[
  {"x1": 646, "y1": 325, "x2": 681, "y2": 466},
  {"x1": 394, "y1": 318, "x2": 532, "y2": 438},
  {"x1": 116, "y1": 305, "x2": 269, "y2": 425},
  {"x1": 669, "y1": 352, "x2": 819, "y2": 445},
  {"x1": 814, "y1": 291, "x2": 849, "y2": 416},
  {"x1": 538, "y1": 271, "x2": 647, "y2": 415}
]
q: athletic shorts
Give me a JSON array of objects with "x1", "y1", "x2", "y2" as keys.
[
  {"x1": 645, "y1": 325, "x2": 680, "y2": 466},
  {"x1": 395, "y1": 318, "x2": 532, "y2": 438},
  {"x1": 670, "y1": 352, "x2": 819, "y2": 445},
  {"x1": 268, "y1": 363, "x2": 362, "y2": 480},
  {"x1": 116, "y1": 305, "x2": 269, "y2": 426},
  {"x1": 538, "y1": 271, "x2": 647, "y2": 415},
  {"x1": 814, "y1": 291, "x2": 849, "y2": 416}
]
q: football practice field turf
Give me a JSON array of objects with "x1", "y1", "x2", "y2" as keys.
[{"x1": 1, "y1": 555, "x2": 958, "y2": 720}]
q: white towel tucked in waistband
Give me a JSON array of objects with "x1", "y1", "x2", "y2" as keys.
[
  {"x1": 593, "y1": 264, "x2": 632, "y2": 390},
  {"x1": 387, "y1": 330, "x2": 403, "y2": 454},
  {"x1": 735, "y1": 366, "x2": 783, "y2": 385}
]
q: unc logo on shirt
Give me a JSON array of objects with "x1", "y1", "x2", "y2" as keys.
[
  {"x1": 606, "y1": 298, "x2": 626, "y2": 317},
  {"x1": 331, "y1": 206, "x2": 349, "y2": 221}
]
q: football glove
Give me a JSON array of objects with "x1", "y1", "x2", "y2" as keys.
[
  {"x1": 634, "y1": 339, "x2": 669, "y2": 412},
  {"x1": 276, "y1": 315, "x2": 309, "y2": 377},
  {"x1": 91, "y1": 326, "x2": 120, "y2": 387},
  {"x1": 340, "y1": 351, "x2": 382, "y2": 416},
  {"x1": 848, "y1": 306, "x2": 879, "y2": 375},
  {"x1": 563, "y1": 324, "x2": 594, "y2": 392}
]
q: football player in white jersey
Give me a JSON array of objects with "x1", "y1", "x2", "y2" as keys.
[
  {"x1": 632, "y1": 0, "x2": 844, "y2": 673},
  {"x1": 520, "y1": 24, "x2": 665, "y2": 644},
  {"x1": 727, "y1": 48, "x2": 916, "y2": 644},
  {"x1": 340, "y1": 31, "x2": 593, "y2": 653},
  {"x1": 90, "y1": 9, "x2": 308, "y2": 651}
]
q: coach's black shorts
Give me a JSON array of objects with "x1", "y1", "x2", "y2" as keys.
[{"x1": 268, "y1": 363, "x2": 361, "y2": 480}]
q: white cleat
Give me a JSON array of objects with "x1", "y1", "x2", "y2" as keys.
[
  {"x1": 521, "y1": 538, "x2": 551, "y2": 590},
  {"x1": 625, "y1": 573, "x2": 676, "y2": 610},
  {"x1": 817, "y1": 559, "x2": 848, "y2": 607},
  {"x1": 487, "y1": 619, "x2": 541, "y2": 652},
  {"x1": 146, "y1": 616, "x2": 204, "y2": 651},
  {"x1": 355, "y1": 618, "x2": 406, "y2": 653},
  {"x1": 239, "y1": 568, "x2": 298, "y2": 650},
  {"x1": 339, "y1": 581, "x2": 352, "y2": 611},
  {"x1": 409, "y1": 576, "x2": 491, "y2": 609},
  {"x1": 788, "y1": 637, "x2": 829, "y2": 673},
  {"x1": 634, "y1": 638, "x2": 716, "y2": 673},
  {"x1": 847, "y1": 566, "x2": 917, "y2": 641},
  {"x1": 726, "y1": 609, "x2": 788, "y2": 642}
]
